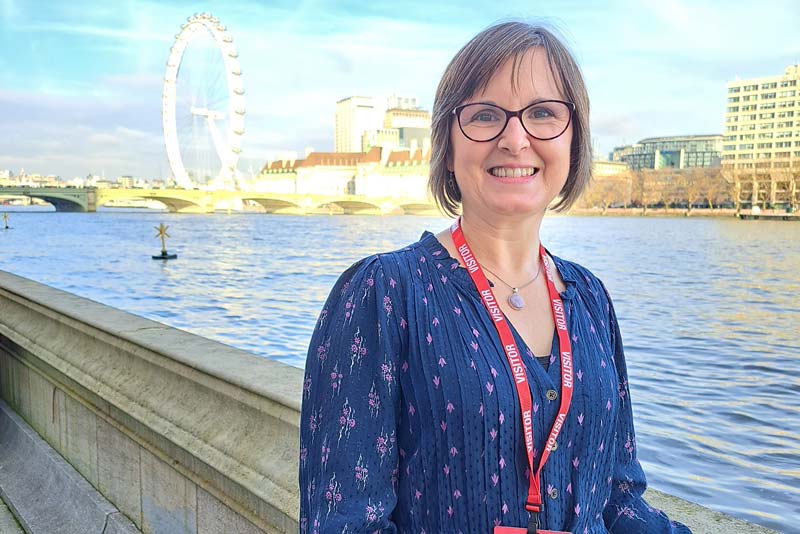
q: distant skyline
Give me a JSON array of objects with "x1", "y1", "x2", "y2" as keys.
[{"x1": 2, "y1": 0, "x2": 799, "y2": 179}]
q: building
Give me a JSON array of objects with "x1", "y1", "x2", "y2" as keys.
[
  {"x1": 362, "y1": 128, "x2": 400, "y2": 153},
  {"x1": 336, "y1": 94, "x2": 432, "y2": 153},
  {"x1": 610, "y1": 135, "x2": 722, "y2": 170},
  {"x1": 723, "y1": 65, "x2": 800, "y2": 208},
  {"x1": 334, "y1": 96, "x2": 382, "y2": 152},
  {"x1": 593, "y1": 160, "x2": 629, "y2": 177},
  {"x1": 383, "y1": 107, "x2": 431, "y2": 130},
  {"x1": 383, "y1": 98, "x2": 431, "y2": 151}
]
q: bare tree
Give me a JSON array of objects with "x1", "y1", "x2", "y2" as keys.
[
  {"x1": 631, "y1": 170, "x2": 650, "y2": 214},
  {"x1": 580, "y1": 173, "x2": 628, "y2": 214},
  {"x1": 683, "y1": 168, "x2": 705, "y2": 215}
]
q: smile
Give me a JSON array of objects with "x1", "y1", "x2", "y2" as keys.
[{"x1": 489, "y1": 167, "x2": 539, "y2": 178}]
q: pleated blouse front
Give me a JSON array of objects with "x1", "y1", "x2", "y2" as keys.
[{"x1": 299, "y1": 232, "x2": 691, "y2": 534}]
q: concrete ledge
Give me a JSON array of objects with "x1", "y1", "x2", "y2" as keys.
[
  {"x1": 0, "y1": 399, "x2": 140, "y2": 534},
  {"x1": 644, "y1": 488, "x2": 778, "y2": 534},
  {"x1": 0, "y1": 497, "x2": 23, "y2": 534}
]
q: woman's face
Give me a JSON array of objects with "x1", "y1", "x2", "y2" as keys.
[{"x1": 449, "y1": 48, "x2": 573, "y2": 220}]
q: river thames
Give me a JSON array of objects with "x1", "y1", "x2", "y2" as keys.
[{"x1": 1, "y1": 208, "x2": 798, "y2": 532}]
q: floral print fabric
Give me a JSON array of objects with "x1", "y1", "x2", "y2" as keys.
[{"x1": 299, "y1": 232, "x2": 691, "y2": 534}]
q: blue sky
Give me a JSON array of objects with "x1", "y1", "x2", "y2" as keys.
[{"x1": 1, "y1": 0, "x2": 799, "y2": 180}]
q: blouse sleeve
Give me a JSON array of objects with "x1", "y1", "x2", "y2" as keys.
[
  {"x1": 299, "y1": 256, "x2": 403, "y2": 533},
  {"x1": 600, "y1": 284, "x2": 692, "y2": 534}
]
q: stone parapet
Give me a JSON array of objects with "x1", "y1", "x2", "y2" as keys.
[{"x1": 0, "y1": 269, "x2": 303, "y2": 533}]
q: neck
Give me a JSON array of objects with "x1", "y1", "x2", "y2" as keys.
[{"x1": 458, "y1": 211, "x2": 544, "y2": 277}]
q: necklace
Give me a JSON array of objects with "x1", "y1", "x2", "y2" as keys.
[{"x1": 481, "y1": 260, "x2": 543, "y2": 310}]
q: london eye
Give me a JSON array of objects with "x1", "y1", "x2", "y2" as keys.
[{"x1": 162, "y1": 13, "x2": 245, "y2": 190}]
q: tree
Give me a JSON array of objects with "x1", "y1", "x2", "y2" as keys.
[
  {"x1": 631, "y1": 170, "x2": 650, "y2": 214},
  {"x1": 683, "y1": 168, "x2": 705, "y2": 215}
]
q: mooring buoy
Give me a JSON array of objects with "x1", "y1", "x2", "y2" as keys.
[{"x1": 152, "y1": 223, "x2": 177, "y2": 260}]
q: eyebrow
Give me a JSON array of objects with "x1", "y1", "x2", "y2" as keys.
[{"x1": 468, "y1": 98, "x2": 560, "y2": 107}]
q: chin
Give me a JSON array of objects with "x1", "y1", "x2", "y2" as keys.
[{"x1": 485, "y1": 196, "x2": 549, "y2": 217}]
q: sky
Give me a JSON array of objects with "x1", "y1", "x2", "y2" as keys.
[{"x1": 1, "y1": 0, "x2": 799, "y2": 180}]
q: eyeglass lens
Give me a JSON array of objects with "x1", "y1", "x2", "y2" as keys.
[{"x1": 458, "y1": 102, "x2": 572, "y2": 141}]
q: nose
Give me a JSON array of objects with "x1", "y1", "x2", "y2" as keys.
[{"x1": 496, "y1": 116, "x2": 530, "y2": 154}]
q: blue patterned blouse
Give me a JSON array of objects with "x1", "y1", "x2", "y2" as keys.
[{"x1": 299, "y1": 232, "x2": 691, "y2": 534}]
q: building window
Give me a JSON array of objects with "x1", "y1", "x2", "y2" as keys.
[
  {"x1": 779, "y1": 90, "x2": 796, "y2": 98},
  {"x1": 759, "y1": 113, "x2": 775, "y2": 119},
  {"x1": 762, "y1": 92, "x2": 777, "y2": 99},
  {"x1": 744, "y1": 84, "x2": 759, "y2": 91},
  {"x1": 739, "y1": 153, "x2": 753, "y2": 159},
  {"x1": 743, "y1": 104, "x2": 758, "y2": 111},
  {"x1": 776, "y1": 151, "x2": 791, "y2": 158},
  {"x1": 757, "y1": 153, "x2": 772, "y2": 159},
  {"x1": 759, "y1": 102, "x2": 776, "y2": 109},
  {"x1": 739, "y1": 143, "x2": 755, "y2": 150},
  {"x1": 777, "y1": 121, "x2": 794, "y2": 128},
  {"x1": 727, "y1": 106, "x2": 739, "y2": 113},
  {"x1": 758, "y1": 133, "x2": 773, "y2": 139},
  {"x1": 761, "y1": 82, "x2": 778, "y2": 89},
  {"x1": 757, "y1": 143, "x2": 773, "y2": 149},
  {"x1": 728, "y1": 87, "x2": 741, "y2": 93},
  {"x1": 740, "y1": 134, "x2": 756, "y2": 140}
]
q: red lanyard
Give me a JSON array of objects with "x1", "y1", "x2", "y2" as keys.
[{"x1": 451, "y1": 219, "x2": 573, "y2": 532}]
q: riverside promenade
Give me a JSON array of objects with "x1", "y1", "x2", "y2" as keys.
[{"x1": 0, "y1": 270, "x2": 779, "y2": 533}]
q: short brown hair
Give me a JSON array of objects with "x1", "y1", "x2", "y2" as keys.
[{"x1": 429, "y1": 21, "x2": 591, "y2": 217}]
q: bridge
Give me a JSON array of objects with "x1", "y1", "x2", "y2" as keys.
[{"x1": 0, "y1": 186, "x2": 437, "y2": 215}]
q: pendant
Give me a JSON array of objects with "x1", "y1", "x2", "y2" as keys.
[{"x1": 508, "y1": 288, "x2": 525, "y2": 310}]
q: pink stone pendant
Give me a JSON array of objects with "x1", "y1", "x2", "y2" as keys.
[{"x1": 508, "y1": 290, "x2": 525, "y2": 310}]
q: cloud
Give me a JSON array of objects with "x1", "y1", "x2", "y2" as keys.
[
  {"x1": 21, "y1": 22, "x2": 172, "y2": 42},
  {"x1": 3, "y1": 0, "x2": 798, "y2": 178}
]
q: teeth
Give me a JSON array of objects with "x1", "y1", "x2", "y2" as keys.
[{"x1": 490, "y1": 167, "x2": 536, "y2": 178}]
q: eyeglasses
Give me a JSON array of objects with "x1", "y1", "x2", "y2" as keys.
[{"x1": 452, "y1": 100, "x2": 576, "y2": 142}]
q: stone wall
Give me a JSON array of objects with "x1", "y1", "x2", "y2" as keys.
[{"x1": 0, "y1": 270, "x2": 303, "y2": 533}]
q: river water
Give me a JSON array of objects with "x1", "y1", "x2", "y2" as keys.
[{"x1": 0, "y1": 208, "x2": 798, "y2": 533}]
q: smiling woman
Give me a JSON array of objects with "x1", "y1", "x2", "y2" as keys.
[{"x1": 298, "y1": 21, "x2": 693, "y2": 534}]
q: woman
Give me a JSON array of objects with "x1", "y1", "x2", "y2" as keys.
[{"x1": 299, "y1": 21, "x2": 692, "y2": 534}]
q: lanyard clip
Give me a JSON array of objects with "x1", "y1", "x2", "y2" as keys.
[{"x1": 526, "y1": 511, "x2": 540, "y2": 534}]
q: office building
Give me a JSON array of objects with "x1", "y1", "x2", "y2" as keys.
[
  {"x1": 723, "y1": 65, "x2": 800, "y2": 208},
  {"x1": 723, "y1": 65, "x2": 799, "y2": 170},
  {"x1": 335, "y1": 96, "x2": 383, "y2": 153},
  {"x1": 610, "y1": 135, "x2": 722, "y2": 170}
]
